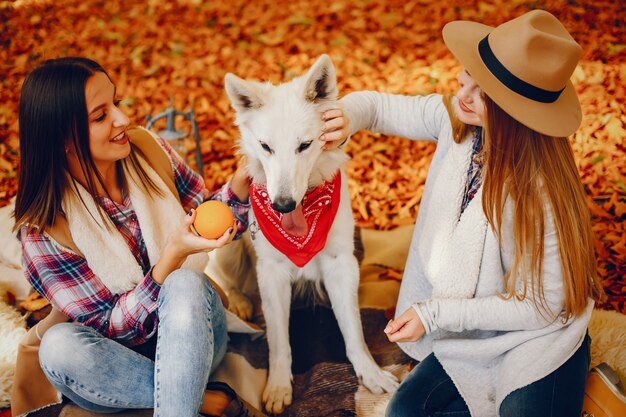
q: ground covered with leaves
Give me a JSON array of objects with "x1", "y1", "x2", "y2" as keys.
[{"x1": 0, "y1": 0, "x2": 624, "y2": 312}]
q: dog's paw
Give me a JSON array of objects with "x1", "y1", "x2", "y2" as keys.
[
  {"x1": 227, "y1": 290, "x2": 253, "y2": 321},
  {"x1": 358, "y1": 367, "x2": 399, "y2": 394},
  {"x1": 262, "y1": 381, "x2": 292, "y2": 414},
  {"x1": 262, "y1": 366, "x2": 293, "y2": 414}
]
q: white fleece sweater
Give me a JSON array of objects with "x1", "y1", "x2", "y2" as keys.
[{"x1": 342, "y1": 91, "x2": 593, "y2": 417}]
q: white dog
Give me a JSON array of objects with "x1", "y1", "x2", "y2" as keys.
[{"x1": 216, "y1": 55, "x2": 398, "y2": 414}]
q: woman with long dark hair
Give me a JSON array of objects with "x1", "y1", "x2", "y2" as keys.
[{"x1": 13, "y1": 57, "x2": 265, "y2": 417}]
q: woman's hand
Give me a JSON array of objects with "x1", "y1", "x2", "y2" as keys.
[
  {"x1": 230, "y1": 156, "x2": 250, "y2": 202},
  {"x1": 152, "y1": 209, "x2": 237, "y2": 284},
  {"x1": 384, "y1": 307, "x2": 426, "y2": 343},
  {"x1": 172, "y1": 208, "x2": 237, "y2": 255},
  {"x1": 320, "y1": 108, "x2": 350, "y2": 150}
]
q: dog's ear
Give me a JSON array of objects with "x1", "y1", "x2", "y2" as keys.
[
  {"x1": 303, "y1": 54, "x2": 337, "y2": 103},
  {"x1": 225, "y1": 73, "x2": 264, "y2": 112}
]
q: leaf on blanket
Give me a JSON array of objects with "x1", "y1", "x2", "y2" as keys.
[
  {"x1": 0, "y1": 286, "x2": 16, "y2": 306},
  {"x1": 19, "y1": 292, "x2": 50, "y2": 312},
  {"x1": 379, "y1": 268, "x2": 403, "y2": 281},
  {"x1": 384, "y1": 307, "x2": 396, "y2": 321}
]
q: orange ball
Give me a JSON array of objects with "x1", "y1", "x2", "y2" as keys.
[{"x1": 192, "y1": 201, "x2": 235, "y2": 239}]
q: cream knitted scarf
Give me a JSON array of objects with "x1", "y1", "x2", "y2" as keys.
[{"x1": 62, "y1": 154, "x2": 208, "y2": 294}]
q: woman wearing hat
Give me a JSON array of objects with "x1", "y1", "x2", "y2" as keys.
[{"x1": 323, "y1": 9, "x2": 604, "y2": 417}]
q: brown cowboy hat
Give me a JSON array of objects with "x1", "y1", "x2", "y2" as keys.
[{"x1": 443, "y1": 9, "x2": 582, "y2": 137}]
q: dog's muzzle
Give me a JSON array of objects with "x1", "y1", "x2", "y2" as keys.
[{"x1": 272, "y1": 198, "x2": 296, "y2": 213}]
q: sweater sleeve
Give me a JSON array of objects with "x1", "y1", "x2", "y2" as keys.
[
  {"x1": 416, "y1": 206, "x2": 567, "y2": 333},
  {"x1": 341, "y1": 91, "x2": 449, "y2": 141}
]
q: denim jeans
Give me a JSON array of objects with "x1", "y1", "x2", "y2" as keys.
[
  {"x1": 39, "y1": 269, "x2": 228, "y2": 417},
  {"x1": 385, "y1": 334, "x2": 591, "y2": 417}
]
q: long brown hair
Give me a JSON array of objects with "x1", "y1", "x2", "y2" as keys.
[
  {"x1": 444, "y1": 94, "x2": 604, "y2": 319},
  {"x1": 14, "y1": 57, "x2": 162, "y2": 234}
]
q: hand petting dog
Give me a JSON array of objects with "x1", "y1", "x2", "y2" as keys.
[
  {"x1": 320, "y1": 108, "x2": 350, "y2": 150},
  {"x1": 230, "y1": 156, "x2": 251, "y2": 202}
]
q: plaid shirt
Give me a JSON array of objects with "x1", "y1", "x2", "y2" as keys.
[
  {"x1": 460, "y1": 127, "x2": 484, "y2": 217},
  {"x1": 19, "y1": 137, "x2": 249, "y2": 346}
]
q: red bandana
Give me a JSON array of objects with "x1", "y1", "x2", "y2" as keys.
[{"x1": 250, "y1": 172, "x2": 341, "y2": 267}]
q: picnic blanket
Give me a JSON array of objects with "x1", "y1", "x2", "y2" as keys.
[
  {"x1": 3, "y1": 222, "x2": 414, "y2": 417},
  {"x1": 207, "y1": 226, "x2": 413, "y2": 417}
]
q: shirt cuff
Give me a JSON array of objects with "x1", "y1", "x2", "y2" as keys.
[
  {"x1": 224, "y1": 180, "x2": 250, "y2": 206},
  {"x1": 411, "y1": 302, "x2": 437, "y2": 334},
  {"x1": 138, "y1": 269, "x2": 162, "y2": 313},
  {"x1": 211, "y1": 180, "x2": 250, "y2": 237}
]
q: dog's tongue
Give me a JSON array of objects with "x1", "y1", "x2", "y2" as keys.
[{"x1": 281, "y1": 205, "x2": 308, "y2": 237}]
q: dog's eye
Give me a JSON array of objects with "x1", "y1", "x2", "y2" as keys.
[
  {"x1": 297, "y1": 141, "x2": 313, "y2": 153},
  {"x1": 260, "y1": 141, "x2": 274, "y2": 154}
]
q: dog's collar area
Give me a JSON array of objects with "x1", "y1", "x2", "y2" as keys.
[
  {"x1": 249, "y1": 220, "x2": 259, "y2": 240},
  {"x1": 249, "y1": 171, "x2": 342, "y2": 267}
]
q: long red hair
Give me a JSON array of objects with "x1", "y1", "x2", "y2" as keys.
[{"x1": 444, "y1": 94, "x2": 604, "y2": 318}]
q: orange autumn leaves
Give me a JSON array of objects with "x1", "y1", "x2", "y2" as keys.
[
  {"x1": 571, "y1": 63, "x2": 626, "y2": 313},
  {"x1": 0, "y1": 0, "x2": 624, "y2": 312}
]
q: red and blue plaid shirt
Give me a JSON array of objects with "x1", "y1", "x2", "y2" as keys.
[{"x1": 19, "y1": 137, "x2": 249, "y2": 346}]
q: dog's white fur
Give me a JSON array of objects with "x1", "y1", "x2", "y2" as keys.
[{"x1": 215, "y1": 55, "x2": 398, "y2": 413}]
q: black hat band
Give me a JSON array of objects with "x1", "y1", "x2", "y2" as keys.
[{"x1": 478, "y1": 35, "x2": 565, "y2": 104}]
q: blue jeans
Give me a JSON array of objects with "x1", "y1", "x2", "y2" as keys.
[
  {"x1": 39, "y1": 269, "x2": 228, "y2": 417},
  {"x1": 386, "y1": 335, "x2": 591, "y2": 417}
]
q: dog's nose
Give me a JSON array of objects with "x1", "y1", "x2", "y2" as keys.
[{"x1": 273, "y1": 198, "x2": 296, "y2": 213}]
